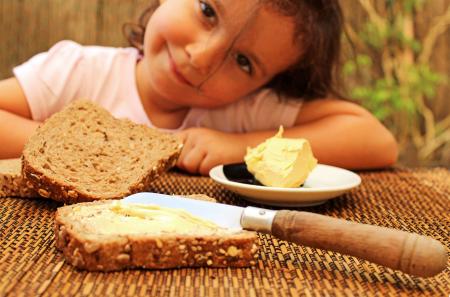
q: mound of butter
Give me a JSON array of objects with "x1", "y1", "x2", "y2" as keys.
[
  {"x1": 109, "y1": 202, "x2": 221, "y2": 234},
  {"x1": 244, "y1": 127, "x2": 317, "y2": 187}
]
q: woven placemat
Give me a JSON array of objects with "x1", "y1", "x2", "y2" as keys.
[{"x1": 1, "y1": 167, "x2": 449, "y2": 296}]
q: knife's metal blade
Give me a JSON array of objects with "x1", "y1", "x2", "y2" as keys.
[{"x1": 122, "y1": 192, "x2": 244, "y2": 230}]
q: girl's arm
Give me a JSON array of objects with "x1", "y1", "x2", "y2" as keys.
[
  {"x1": 177, "y1": 98, "x2": 398, "y2": 175},
  {"x1": 0, "y1": 77, "x2": 40, "y2": 158},
  {"x1": 280, "y1": 98, "x2": 398, "y2": 168}
]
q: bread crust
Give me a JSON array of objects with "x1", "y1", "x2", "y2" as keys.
[
  {"x1": 0, "y1": 158, "x2": 37, "y2": 198},
  {"x1": 55, "y1": 201, "x2": 259, "y2": 271},
  {"x1": 22, "y1": 153, "x2": 179, "y2": 203}
]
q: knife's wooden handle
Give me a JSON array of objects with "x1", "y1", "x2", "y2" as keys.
[{"x1": 272, "y1": 210, "x2": 447, "y2": 277}]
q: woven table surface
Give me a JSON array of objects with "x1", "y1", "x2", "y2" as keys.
[{"x1": 1, "y1": 167, "x2": 449, "y2": 297}]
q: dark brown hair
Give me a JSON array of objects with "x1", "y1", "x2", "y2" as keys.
[
  {"x1": 123, "y1": 0, "x2": 343, "y2": 100},
  {"x1": 122, "y1": 2, "x2": 158, "y2": 53},
  {"x1": 264, "y1": 0, "x2": 343, "y2": 100}
]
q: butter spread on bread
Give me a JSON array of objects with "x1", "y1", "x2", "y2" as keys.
[
  {"x1": 108, "y1": 202, "x2": 220, "y2": 233},
  {"x1": 69, "y1": 201, "x2": 223, "y2": 235},
  {"x1": 244, "y1": 126, "x2": 317, "y2": 187}
]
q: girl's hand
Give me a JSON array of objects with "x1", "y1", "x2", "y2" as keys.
[{"x1": 175, "y1": 128, "x2": 247, "y2": 176}]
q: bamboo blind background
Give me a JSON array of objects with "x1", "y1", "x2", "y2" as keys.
[{"x1": 0, "y1": 0, "x2": 448, "y2": 120}]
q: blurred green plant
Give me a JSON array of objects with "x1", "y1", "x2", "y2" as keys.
[{"x1": 342, "y1": 0, "x2": 450, "y2": 164}]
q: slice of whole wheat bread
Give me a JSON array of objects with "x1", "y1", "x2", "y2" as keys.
[
  {"x1": 0, "y1": 158, "x2": 37, "y2": 198},
  {"x1": 55, "y1": 198, "x2": 259, "y2": 271},
  {"x1": 22, "y1": 100, "x2": 182, "y2": 203}
]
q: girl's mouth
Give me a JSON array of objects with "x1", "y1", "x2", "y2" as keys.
[{"x1": 167, "y1": 49, "x2": 193, "y2": 86}]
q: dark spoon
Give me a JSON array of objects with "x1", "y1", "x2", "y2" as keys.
[
  {"x1": 223, "y1": 162, "x2": 305, "y2": 188},
  {"x1": 222, "y1": 163, "x2": 263, "y2": 186}
]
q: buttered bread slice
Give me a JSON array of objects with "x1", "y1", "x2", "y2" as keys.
[
  {"x1": 55, "y1": 200, "x2": 259, "y2": 271},
  {"x1": 22, "y1": 100, "x2": 182, "y2": 203}
]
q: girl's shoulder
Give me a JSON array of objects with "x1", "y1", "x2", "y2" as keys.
[
  {"x1": 17, "y1": 40, "x2": 140, "y2": 81},
  {"x1": 45, "y1": 40, "x2": 139, "y2": 61},
  {"x1": 13, "y1": 40, "x2": 140, "y2": 121}
]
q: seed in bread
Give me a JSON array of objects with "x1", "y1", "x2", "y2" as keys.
[
  {"x1": 55, "y1": 200, "x2": 259, "y2": 271},
  {"x1": 22, "y1": 100, "x2": 183, "y2": 203}
]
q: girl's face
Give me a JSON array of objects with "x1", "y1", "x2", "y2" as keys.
[{"x1": 138, "y1": 0, "x2": 300, "y2": 110}]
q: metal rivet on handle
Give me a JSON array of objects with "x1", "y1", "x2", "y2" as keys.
[{"x1": 241, "y1": 207, "x2": 277, "y2": 233}]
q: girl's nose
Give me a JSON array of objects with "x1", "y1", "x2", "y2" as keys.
[{"x1": 185, "y1": 35, "x2": 229, "y2": 75}]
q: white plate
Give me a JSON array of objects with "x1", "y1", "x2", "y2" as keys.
[{"x1": 209, "y1": 164, "x2": 361, "y2": 207}]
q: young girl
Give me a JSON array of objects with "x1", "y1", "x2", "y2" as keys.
[{"x1": 0, "y1": 0, "x2": 397, "y2": 176}]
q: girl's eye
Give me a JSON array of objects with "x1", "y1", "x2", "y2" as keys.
[
  {"x1": 199, "y1": 1, "x2": 216, "y2": 21},
  {"x1": 236, "y1": 54, "x2": 253, "y2": 75}
]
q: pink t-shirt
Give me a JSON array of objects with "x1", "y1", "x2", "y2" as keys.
[{"x1": 14, "y1": 40, "x2": 302, "y2": 132}]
